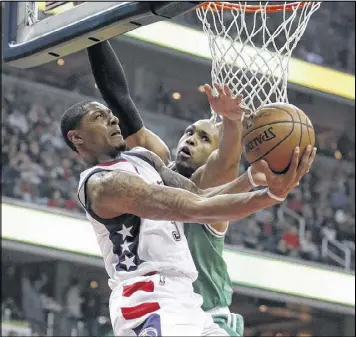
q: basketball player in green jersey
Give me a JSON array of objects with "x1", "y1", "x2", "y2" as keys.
[{"x1": 87, "y1": 41, "x2": 268, "y2": 336}]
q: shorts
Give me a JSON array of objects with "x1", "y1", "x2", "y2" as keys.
[
  {"x1": 109, "y1": 273, "x2": 229, "y2": 336},
  {"x1": 208, "y1": 307, "x2": 244, "y2": 336}
]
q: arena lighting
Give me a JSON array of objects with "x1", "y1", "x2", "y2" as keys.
[
  {"x1": 259, "y1": 305, "x2": 268, "y2": 312},
  {"x1": 172, "y1": 92, "x2": 181, "y2": 100},
  {"x1": 57, "y1": 58, "x2": 64, "y2": 66},
  {"x1": 90, "y1": 280, "x2": 98, "y2": 288},
  {"x1": 334, "y1": 150, "x2": 342, "y2": 160},
  {"x1": 198, "y1": 85, "x2": 205, "y2": 93}
]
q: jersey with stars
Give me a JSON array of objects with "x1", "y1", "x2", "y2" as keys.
[{"x1": 106, "y1": 213, "x2": 144, "y2": 272}]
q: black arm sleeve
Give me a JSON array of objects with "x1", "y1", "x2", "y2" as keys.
[{"x1": 87, "y1": 40, "x2": 144, "y2": 139}]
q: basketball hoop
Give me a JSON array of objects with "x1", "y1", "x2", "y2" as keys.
[{"x1": 196, "y1": 1, "x2": 321, "y2": 118}]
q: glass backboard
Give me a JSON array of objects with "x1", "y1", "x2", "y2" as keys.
[{"x1": 2, "y1": 1, "x2": 199, "y2": 69}]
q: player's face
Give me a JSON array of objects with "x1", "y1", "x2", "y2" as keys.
[
  {"x1": 175, "y1": 119, "x2": 220, "y2": 177},
  {"x1": 77, "y1": 103, "x2": 126, "y2": 158}
]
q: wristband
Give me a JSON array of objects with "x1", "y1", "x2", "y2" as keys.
[
  {"x1": 266, "y1": 188, "x2": 286, "y2": 202},
  {"x1": 247, "y1": 166, "x2": 259, "y2": 188}
]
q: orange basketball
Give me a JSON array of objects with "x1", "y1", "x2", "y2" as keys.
[{"x1": 242, "y1": 103, "x2": 315, "y2": 174}]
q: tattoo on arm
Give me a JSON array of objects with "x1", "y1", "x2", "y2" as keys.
[
  {"x1": 86, "y1": 168, "x2": 202, "y2": 221},
  {"x1": 133, "y1": 147, "x2": 202, "y2": 194},
  {"x1": 160, "y1": 165, "x2": 201, "y2": 194},
  {"x1": 146, "y1": 150, "x2": 201, "y2": 194}
]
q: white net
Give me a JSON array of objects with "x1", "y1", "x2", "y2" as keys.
[{"x1": 196, "y1": 1, "x2": 321, "y2": 116}]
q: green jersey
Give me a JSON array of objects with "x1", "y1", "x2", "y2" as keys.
[{"x1": 184, "y1": 222, "x2": 233, "y2": 312}]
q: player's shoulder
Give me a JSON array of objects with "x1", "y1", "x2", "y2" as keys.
[
  {"x1": 127, "y1": 147, "x2": 165, "y2": 170},
  {"x1": 129, "y1": 146, "x2": 152, "y2": 156}
]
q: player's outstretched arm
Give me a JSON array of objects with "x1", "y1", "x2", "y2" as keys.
[
  {"x1": 87, "y1": 41, "x2": 170, "y2": 164},
  {"x1": 192, "y1": 84, "x2": 244, "y2": 189},
  {"x1": 87, "y1": 146, "x2": 315, "y2": 224},
  {"x1": 86, "y1": 168, "x2": 278, "y2": 224}
]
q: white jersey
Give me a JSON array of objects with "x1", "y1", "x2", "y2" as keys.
[{"x1": 77, "y1": 150, "x2": 198, "y2": 289}]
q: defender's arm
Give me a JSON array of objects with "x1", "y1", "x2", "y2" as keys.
[
  {"x1": 87, "y1": 41, "x2": 170, "y2": 163},
  {"x1": 191, "y1": 84, "x2": 244, "y2": 189}
]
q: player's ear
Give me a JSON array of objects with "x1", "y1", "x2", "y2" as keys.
[{"x1": 67, "y1": 130, "x2": 84, "y2": 147}]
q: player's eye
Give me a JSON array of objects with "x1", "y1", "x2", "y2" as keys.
[
  {"x1": 202, "y1": 135, "x2": 210, "y2": 142},
  {"x1": 186, "y1": 129, "x2": 193, "y2": 136},
  {"x1": 95, "y1": 114, "x2": 102, "y2": 119}
]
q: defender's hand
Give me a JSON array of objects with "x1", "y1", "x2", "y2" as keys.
[
  {"x1": 252, "y1": 145, "x2": 317, "y2": 199},
  {"x1": 204, "y1": 83, "x2": 244, "y2": 121}
]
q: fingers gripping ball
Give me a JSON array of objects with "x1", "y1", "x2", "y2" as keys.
[{"x1": 242, "y1": 103, "x2": 315, "y2": 174}]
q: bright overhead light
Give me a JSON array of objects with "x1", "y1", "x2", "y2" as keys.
[
  {"x1": 90, "y1": 280, "x2": 98, "y2": 289},
  {"x1": 172, "y1": 92, "x2": 181, "y2": 100},
  {"x1": 334, "y1": 150, "x2": 342, "y2": 160},
  {"x1": 259, "y1": 305, "x2": 268, "y2": 312}
]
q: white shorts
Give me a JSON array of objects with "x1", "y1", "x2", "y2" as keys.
[{"x1": 109, "y1": 273, "x2": 228, "y2": 336}]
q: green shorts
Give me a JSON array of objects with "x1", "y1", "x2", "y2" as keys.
[{"x1": 212, "y1": 313, "x2": 244, "y2": 336}]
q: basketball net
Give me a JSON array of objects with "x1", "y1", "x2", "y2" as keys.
[{"x1": 196, "y1": 1, "x2": 321, "y2": 122}]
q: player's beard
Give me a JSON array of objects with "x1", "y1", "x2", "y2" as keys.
[
  {"x1": 108, "y1": 142, "x2": 127, "y2": 159},
  {"x1": 175, "y1": 161, "x2": 196, "y2": 178}
]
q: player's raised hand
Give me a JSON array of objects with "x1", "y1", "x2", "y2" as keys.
[
  {"x1": 204, "y1": 83, "x2": 244, "y2": 121},
  {"x1": 251, "y1": 145, "x2": 317, "y2": 199}
]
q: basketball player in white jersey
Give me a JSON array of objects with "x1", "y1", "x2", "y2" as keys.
[
  {"x1": 60, "y1": 99, "x2": 315, "y2": 336},
  {"x1": 85, "y1": 40, "x2": 300, "y2": 336}
]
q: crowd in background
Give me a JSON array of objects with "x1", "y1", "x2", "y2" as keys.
[
  {"x1": 2, "y1": 77, "x2": 355, "y2": 271},
  {"x1": 227, "y1": 157, "x2": 355, "y2": 266},
  {"x1": 1, "y1": 263, "x2": 108, "y2": 337}
]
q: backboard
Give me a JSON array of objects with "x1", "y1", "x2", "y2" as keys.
[{"x1": 2, "y1": 1, "x2": 199, "y2": 69}]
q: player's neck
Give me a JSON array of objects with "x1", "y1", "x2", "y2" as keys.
[
  {"x1": 83, "y1": 153, "x2": 121, "y2": 168},
  {"x1": 175, "y1": 162, "x2": 194, "y2": 178}
]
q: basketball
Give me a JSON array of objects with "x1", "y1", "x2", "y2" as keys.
[{"x1": 242, "y1": 103, "x2": 315, "y2": 174}]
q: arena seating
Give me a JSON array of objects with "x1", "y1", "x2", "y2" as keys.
[{"x1": 2, "y1": 75, "x2": 355, "y2": 270}]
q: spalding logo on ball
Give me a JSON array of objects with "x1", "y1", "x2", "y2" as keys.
[
  {"x1": 242, "y1": 103, "x2": 315, "y2": 174},
  {"x1": 245, "y1": 127, "x2": 276, "y2": 153}
]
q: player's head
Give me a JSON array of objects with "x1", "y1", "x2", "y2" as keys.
[
  {"x1": 61, "y1": 100, "x2": 126, "y2": 165},
  {"x1": 175, "y1": 119, "x2": 221, "y2": 177}
]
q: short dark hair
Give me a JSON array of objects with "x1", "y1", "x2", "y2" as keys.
[{"x1": 60, "y1": 100, "x2": 93, "y2": 152}]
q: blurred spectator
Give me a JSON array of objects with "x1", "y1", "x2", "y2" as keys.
[
  {"x1": 287, "y1": 191, "x2": 303, "y2": 215},
  {"x1": 243, "y1": 219, "x2": 262, "y2": 250},
  {"x1": 63, "y1": 278, "x2": 83, "y2": 336},
  {"x1": 1, "y1": 265, "x2": 22, "y2": 320},
  {"x1": 300, "y1": 230, "x2": 320, "y2": 261},
  {"x1": 21, "y1": 271, "x2": 46, "y2": 336},
  {"x1": 278, "y1": 226, "x2": 301, "y2": 258},
  {"x1": 82, "y1": 281, "x2": 101, "y2": 337},
  {"x1": 320, "y1": 221, "x2": 337, "y2": 241}
]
